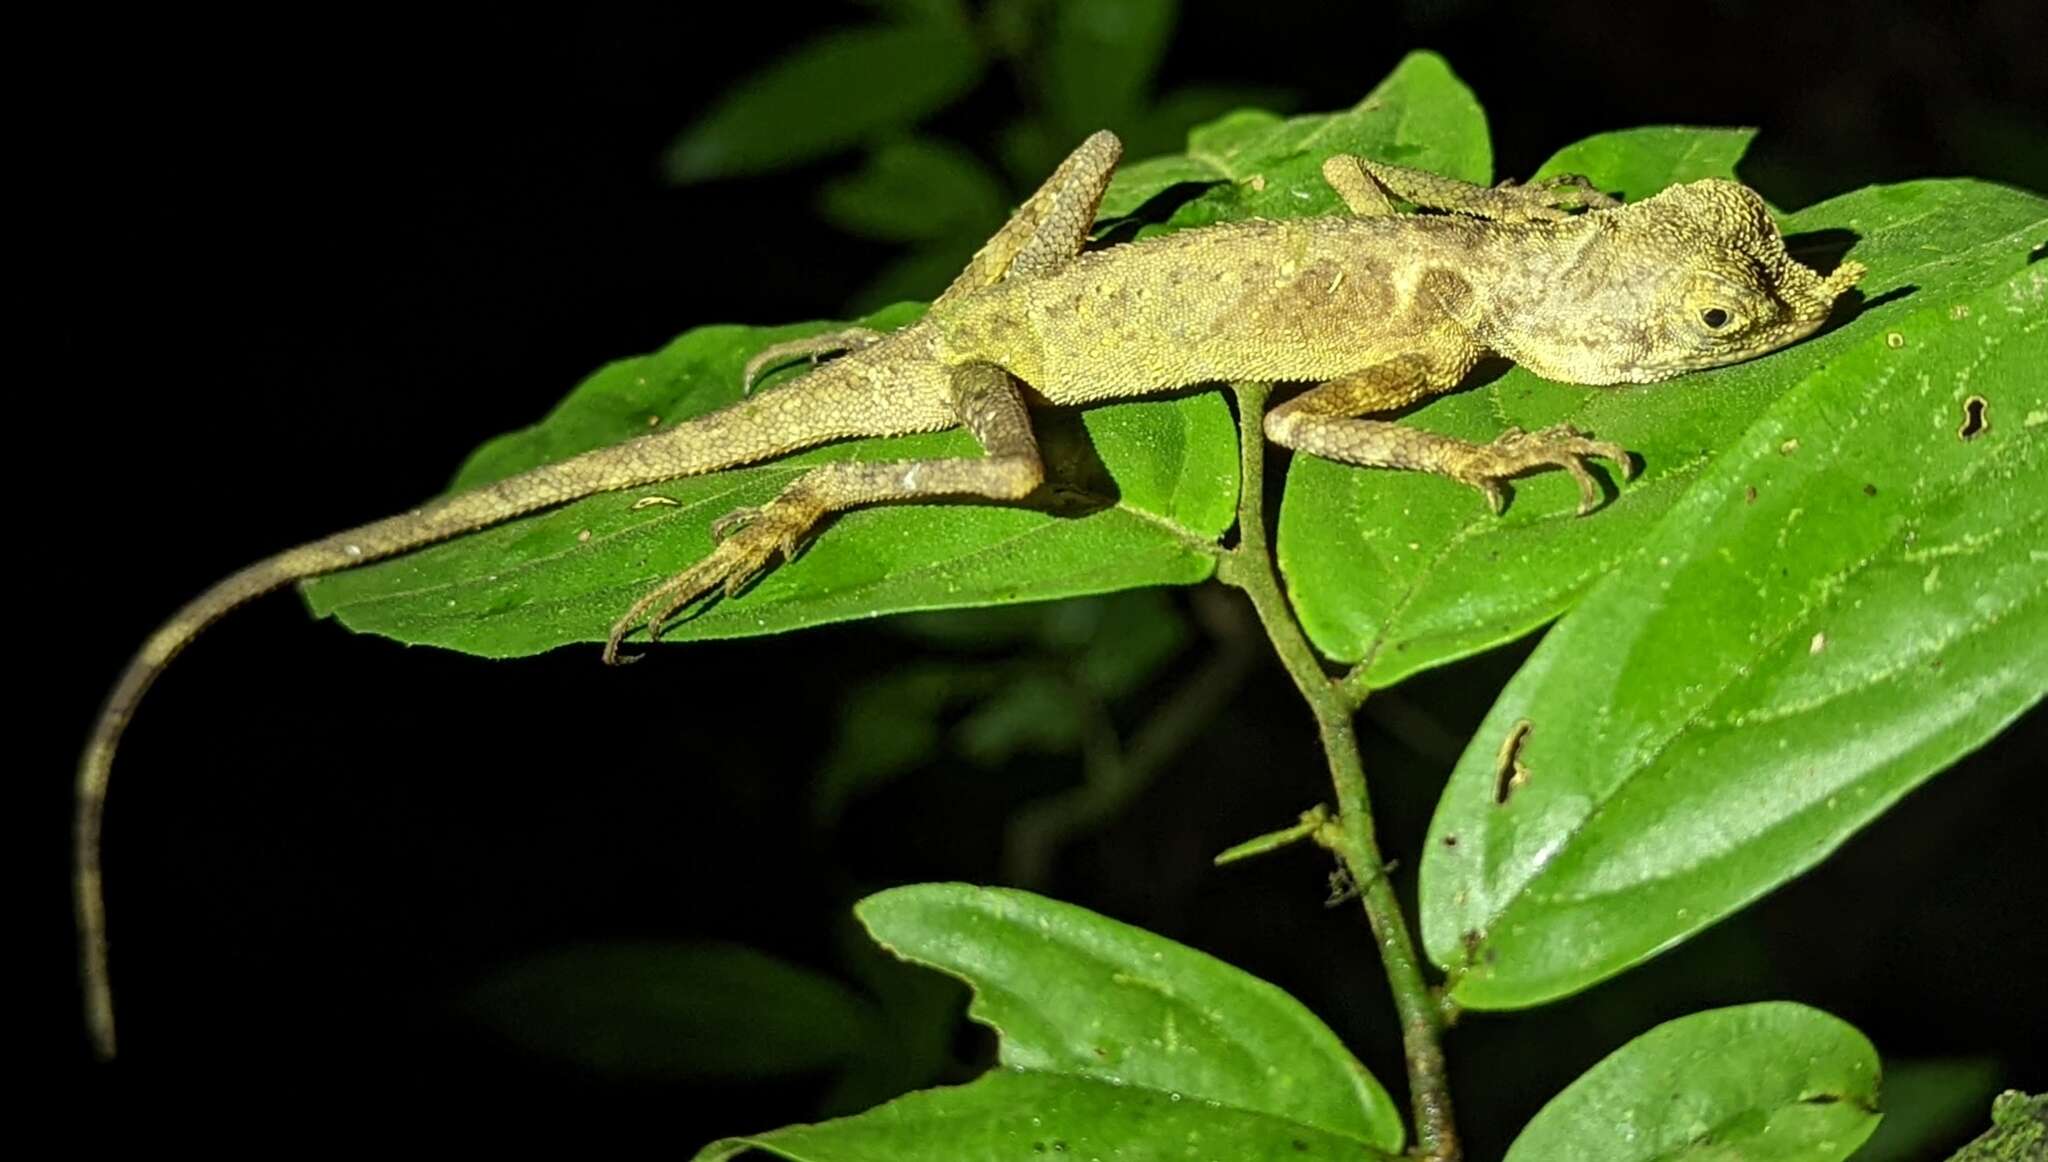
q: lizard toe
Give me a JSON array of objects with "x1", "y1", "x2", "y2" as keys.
[{"x1": 711, "y1": 505, "x2": 764, "y2": 542}]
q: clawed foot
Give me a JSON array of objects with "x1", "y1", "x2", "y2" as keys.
[
  {"x1": 1459, "y1": 424, "x2": 1637, "y2": 515},
  {"x1": 601, "y1": 499, "x2": 822, "y2": 664}
]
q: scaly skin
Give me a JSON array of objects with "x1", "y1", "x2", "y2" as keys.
[{"x1": 76, "y1": 129, "x2": 1863, "y2": 1058}]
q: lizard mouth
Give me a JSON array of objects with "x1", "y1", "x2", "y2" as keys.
[{"x1": 1752, "y1": 256, "x2": 1868, "y2": 352}]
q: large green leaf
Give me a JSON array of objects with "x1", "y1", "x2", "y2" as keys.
[
  {"x1": 693, "y1": 884, "x2": 1403, "y2": 1159},
  {"x1": 663, "y1": 20, "x2": 984, "y2": 182},
  {"x1": 696, "y1": 1071, "x2": 1387, "y2": 1162},
  {"x1": 1532, "y1": 125, "x2": 1758, "y2": 199},
  {"x1": 302, "y1": 305, "x2": 1237, "y2": 656},
  {"x1": 1097, "y1": 50, "x2": 1489, "y2": 222},
  {"x1": 304, "y1": 55, "x2": 1497, "y2": 656},
  {"x1": 1419, "y1": 259, "x2": 2045, "y2": 1008},
  {"x1": 1503, "y1": 1003, "x2": 1881, "y2": 1162},
  {"x1": 1279, "y1": 158, "x2": 2047, "y2": 685}
]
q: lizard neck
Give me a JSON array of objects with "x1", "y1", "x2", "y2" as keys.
[{"x1": 1466, "y1": 215, "x2": 1634, "y2": 380}]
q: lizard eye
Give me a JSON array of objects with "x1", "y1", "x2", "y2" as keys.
[{"x1": 1700, "y1": 307, "x2": 1732, "y2": 329}]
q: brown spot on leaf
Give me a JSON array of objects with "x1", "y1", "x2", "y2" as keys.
[
  {"x1": 1493, "y1": 719, "x2": 1533, "y2": 805},
  {"x1": 1959, "y1": 395, "x2": 1989, "y2": 440}
]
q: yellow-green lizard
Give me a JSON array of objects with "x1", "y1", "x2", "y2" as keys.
[{"x1": 76, "y1": 129, "x2": 1865, "y2": 1057}]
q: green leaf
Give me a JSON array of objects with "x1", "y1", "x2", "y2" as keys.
[
  {"x1": 1041, "y1": 0, "x2": 1178, "y2": 141},
  {"x1": 696, "y1": 886, "x2": 1402, "y2": 1157},
  {"x1": 1419, "y1": 258, "x2": 2046, "y2": 1007},
  {"x1": 301, "y1": 304, "x2": 1238, "y2": 657},
  {"x1": 1532, "y1": 125, "x2": 1757, "y2": 201},
  {"x1": 1281, "y1": 172, "x2": 2048, "y2": 686},
  {"x1": 698, "y1": 884, "x2": 1405, "y2": 1156},
  {"x1": 1094, "y1": 151, "x2": 1231, "y2": 221},
  {"x1": 818, "y1": 138, "x2": 1006, "y2": 242},
  {"x1": 846, "y1": 885, "x2": 1403, "y2": 1152},
  {"x1": 1118, "y1": 85, "x2": 1299, "y2": 165},
  {"x1": 696, "y1": 1071, "x2": 1390, "y2": 1162},
  {"x1": 1097, "y1": 50, "x2": 1489, "y2": 223},
  {"x1": 461, "y1": 941, "x2": 876, "y2": 1081},
  {"x1": 663, "y1": 22, "x2": 984, "y2": 182},
  {"x1": 1503, "y1": 1003, "x2": 1881, "y2": 1162}
]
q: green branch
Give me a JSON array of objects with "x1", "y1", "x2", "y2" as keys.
[{"x1": 1217, "y1": 383, "x2": 1459, "y2": 1161}]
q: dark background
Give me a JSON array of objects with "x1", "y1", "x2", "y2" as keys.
[{"x1": 41, "y1": 1, "x2": 2043, "y2": 1149}]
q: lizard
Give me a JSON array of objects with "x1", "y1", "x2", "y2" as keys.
[{"x1": 75, "y1": 128, "x2": 1865, "y2": 1058}]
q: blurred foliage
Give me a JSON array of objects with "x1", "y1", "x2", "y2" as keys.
[
  {"x1": 1855, "y1": 1059, "x2": 2003, "y2": 1162},
  {"x1": 664, "y1": 0, "x2": 1292, "y2": 309}
]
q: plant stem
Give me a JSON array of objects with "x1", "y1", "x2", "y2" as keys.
[{"x1": 1219, "y1": 383, "x2": 1459, "y2": 1162}]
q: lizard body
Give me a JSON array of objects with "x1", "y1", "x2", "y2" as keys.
[{"x1": 76, "y1": 130, "x2": 1863, "y2": 1057}]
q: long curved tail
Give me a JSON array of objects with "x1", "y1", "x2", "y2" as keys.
[{"x1": 78, "y1": 341, "x2": 946, "y2": 1057}]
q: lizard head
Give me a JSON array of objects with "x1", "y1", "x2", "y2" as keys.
[{"x1": 1486, "y1": 178, "x2": 1866, "y2": 385}]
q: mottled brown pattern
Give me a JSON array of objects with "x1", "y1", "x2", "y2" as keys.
[{"x1": 75, "y1": 131, "x2": 1864, "y2": 1058}]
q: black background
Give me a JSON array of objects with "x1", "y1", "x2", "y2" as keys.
[{"x1": 40, "y1": 1, "x2": 2045, "y2": 1146}]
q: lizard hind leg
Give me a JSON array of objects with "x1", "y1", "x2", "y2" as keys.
[
  {"x1": 603, "y1": 361, "x2": 1044, "y2": 663},
  {"x1": 1320, "y1": 154, "x2": 1618, "y2": 222},
  {"x1": 934, "y1": 129, "x2": 1123, "y2": 307}
]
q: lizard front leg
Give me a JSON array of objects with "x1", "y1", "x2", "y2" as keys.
[
  {"x1": 603, "y1": 360, "x2": 1043, "y2": 661},
  {"x1": 1264, "y1": 354, "x2": 1637, "y2": 515},
  {"x1": 1320, "y1": 155, "x2": 1617, "y2": 221}
]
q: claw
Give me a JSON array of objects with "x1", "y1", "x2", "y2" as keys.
[
  {"x1": 1477, "y1": 478, "x2": 1507, "y2": 514},
  {"x1": 1470, "y1": 423, "x2": 1636, "y2": 516},
  {"x1": 710, "y1": 505, "x2": 761, "y2": 541},
  {"x1": 599, "y1": 500, "x2": 819, "y2": 663}
]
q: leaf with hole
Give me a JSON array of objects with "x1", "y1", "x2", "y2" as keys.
[
  {"x1": 1419, "y1": 257, "x2": 2046, "y2": 1008},
  {"x1": 1278, "y1": 153, "x2": 2046, "y2": 689}
]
